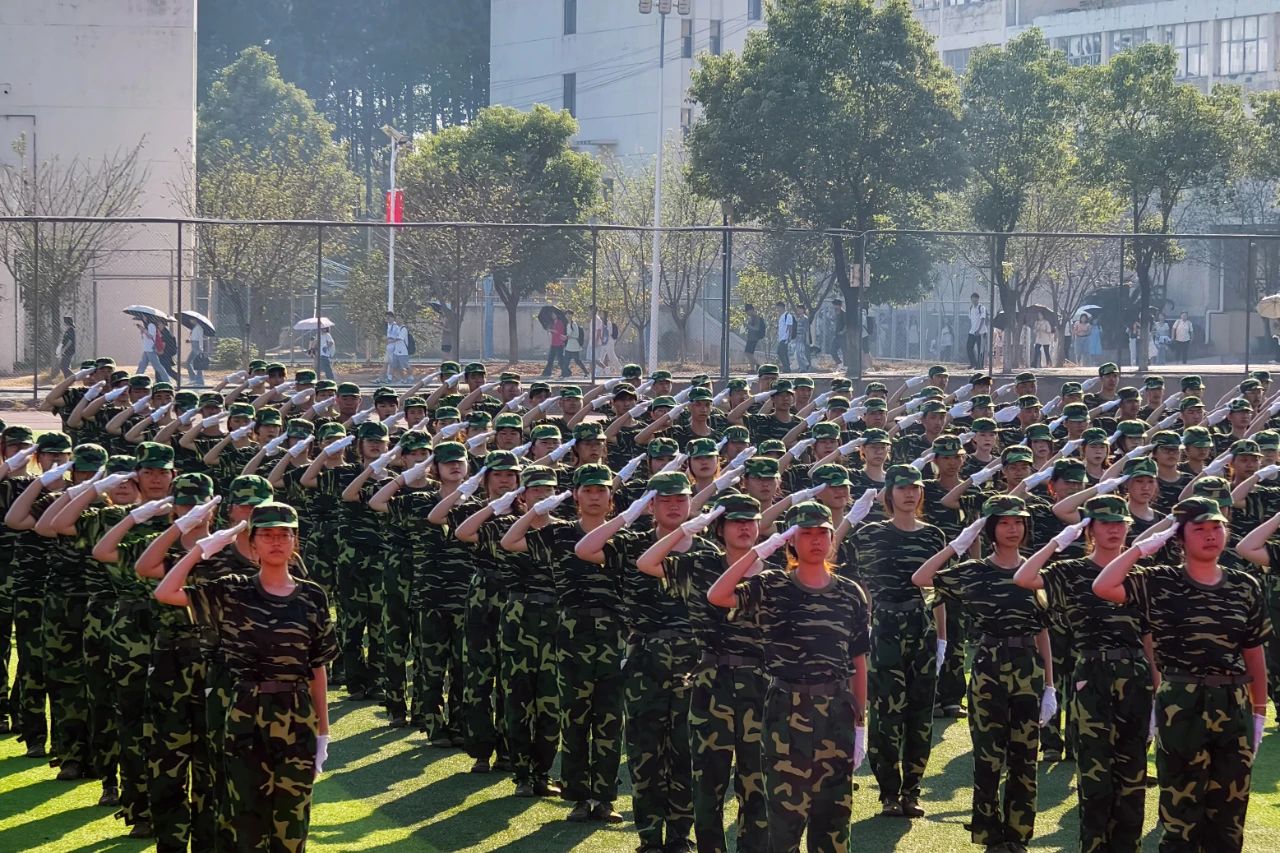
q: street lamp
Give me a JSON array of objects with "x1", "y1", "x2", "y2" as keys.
[
  {"x1": 638, "y1": 0, "x2": 691, "y2": 372},
  {"x1": 381, "y1": 124, "x2": 409, "y2": 312}
]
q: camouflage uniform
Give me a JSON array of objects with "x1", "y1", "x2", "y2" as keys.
[
  {"x1": 923, "y1": 474, "x2": 972, "y2": 714},
  {"x1": 457, "y1": 500, "x2": 509, "y2": 763},
  {"x1": 11, "y1": 489, "x2": 56, "y2": 753},
  {"x1": 314, "y1": 462, "x2": 374, "y2": 691},
  {"x1": 380, "y1": 480, "x2": 435, "y2": 723}
]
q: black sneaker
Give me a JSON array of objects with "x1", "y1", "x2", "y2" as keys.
[
  {"x1": 943, "y1": 705, "x2": 967, "y2": 718},
  {"x1": 492, "y1": 757, "x2": 513, "y2": 773},
  {"x1": 56, "y1": 760, "x2": 84, "y2": 781},
  {"x1": 470, "y1": 758, "x2": 491, "y2": 773},
  {"x1": 386, "y1": 716, "x2": 408, "y2": 729},
  {"x1": 127, "y1": 820, "x2": 153, "y2": 838},
  {"x1": 428, "y1": 736, "x2": 454, "y2": 748},
  {"x1": 97, "y1": 785, "x2": 119, "y2": 807},
  {"x1": 513, "y1": 782, "x2": 536, "y2": 798},
  {"x1": 534, "y1": 779, "x2": 562, "y2": 798},
  {"x1": 24, "y1": 744, "x2": 45, "y2": 759},
  {"x1": 879, "y1": 799, "x2": 904, "y2": 817},
  {"x1": 900, "y1": 797, "x2": 925, "y2": 818},
  {"x1": 591, "y1": 800, "x2": 624, "y2": 823},
  {"x1": 567, "y1": 801, "x2": 594, "y2": 822}
]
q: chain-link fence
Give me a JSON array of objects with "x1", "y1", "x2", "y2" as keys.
[{"x1": 1, "y1": 217, "x2": 1278, "y2": 394}]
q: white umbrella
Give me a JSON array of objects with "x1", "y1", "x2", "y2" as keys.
[
  {"x1": 1258, "y1": 295, "x2": 1280, "y2": 320},
  {"x1": 179, "y1": 310, "x2": 216, "y2": 334},
  {"x1": 122, "y1": 304, "x2": 175, "y2": 323},
  {"x1": 1075, "y1": 304, "x2": 1102, "y2": 317},
  {"x1": 293, "y1": 317, "x2": 335, "y2": 331}
]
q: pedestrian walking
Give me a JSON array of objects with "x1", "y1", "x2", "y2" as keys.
[
  {"x1": 967, "y1": 293, "x2": 988, "y2": 369},
  {"x1": 562, "y1": 310, "x2": 588, "y2": 377},
  {"x1": 136, "y1": 319, "x2": 172, "y2": 382},
  {"x1": 743, "y1": 304, "x2": 766, "y2": 371},
  {"x1": 541, "y1": 311, "x2": 567, "y2": 377},
  {"x1": 384, "y1": 312, "x2": 410, "y2": 383},
  {"x1": 1171, "y1": 312, "x2": 1194, "y2": 364},
  {"x1": 774, "y1": 302, "x2": 794, "y2": 373},
  {"x1": 58, "y1": 316, "x2": 77, "y2": 378}
]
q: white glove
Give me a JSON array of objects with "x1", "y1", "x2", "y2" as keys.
[
  {"x1": 844, "y1": 488, "x2": 879, "y2": 527},
  {"x1": 591, "y1": 396, "x2": 613, "y2": 411},
  {"x1": 129, "y1": 497, "x2": 173, "y2": 523},
  {"x1": 896, "y1": 413, "x2": 922, "y2": 430},
  {"x1": 130, "y1": 394, "x2": 153, "y2": 414},
  {"x1": 1097, "y1": 398, "x2": 1122, "y2": 413},
  {"x1": 1082, "y1": 377, "x2": 1102, "y2": 392},
  {"x1": 547, "y1": 439, "x2": 576, "y2": 463},
  {"x1": 66, "y1": 471, "x2": 104, "y2": 500},
  {"x1": 349, "y1": 407, "x2": 374, "y2": 425},
  {"x1": 953, "y1": 383, "x2": 974, "y2": 402},
  {"x1": 369, "y1": 448, "x2": 399, "y2": 477},
  {"x1": 3, "y1": 445, "x2": 38, "y2": 474},
  {"x1": 246, "y1": 375, "x2": 269, "y2": 387},
  {"x1": 994, "y1": 406, "x2": 1021, "y2": 424},
  {"x1": 1042, "y1": 397, "x2": 1062, "y2": 416},
  {"x1": 1156, "y1": 412, "x2": 1180, "y2": 430},
  {"x1": 1205, "y1": 407, "x2": 1229, "y2": 426},
  {"x1": 489, "y1": 486, "x2": 525, "y2": 515},
  {"x1": 275, "y1": 381, "x2": 296, "y2": 395},
  {"x1": 949, "y1": 517, "x2": 985, "y2": 555},
  {"x1": 842, "y1": 407, "x2": 866, "y2": 424},
  {"x1": 1048, "y1": 416, "x2": 1067, "y2": 433},
  {"x1": 910, "y1": 452, "x2": 935, "y2": 471},
  {"x1": 532, "y1": 490, "x2": 572, "y2": 516},
  {"x1": 812, "y1": 391, "x2": 833, "y2": 408},
  {"x1": 620, "y1": 490, "x2": 657, "y2": 524},
  {"x1": 1107, "y1": 430, "x2": 1123, "y2": 446},
  {"x1": 658, "y1": 452, "x2": 688, "y2": 474},
  {"x1": 446, "y1": 372, "x2": 465, "y2": 387},
  {"x1": 936, "y1": 640, "x2": 947, "y2": 675},
  {"x1": 1136, "y1": 522, "x2": 1178, "y2": 556},
  {"x1": 466, "y1": 431, "x2": 495, "y2": 452},
  {"x1": 82, "y1": 380, "x2": 106, "y2": 402},
  {"x1": 511, "y1": 441, "x2": 532, "y2": 459},
  {"x1": 402, "y1": 458, "x2": 432, "y2": 486},
  {"x1": 994, "y1": 382, "x2": 1016, "y2": 398},
  {"x1": 263, "y1": 433, "x2": 289, "y2": 455},
  {"x1": 420, "y1": 370, "x2": 442, "y2": 385},
  {"x1": 715, "y1": 437, "x2": 729, "y2": 451},
  {"x1": 788, "y1": 485, "x2": 824, "y2": 507},
  {"x1": 223, "y1": 370, "x2": 247, "y2": 384},
  {"x1": 617, "y1": 453, "x2": 646, "y2": 482},
  {"x1": 1038, "y1": 687, "x2": 1058, "y2": 727},
  {"x1": 785, "y1": 438, "x2": 816, "y2": 461},
  {"x1": 730, "y1": 446, "x2": 757, "y2": 468},
  {"x1": 904, "y1": 374, "x2": 928, "y2": 390},
  {"x1": 178, "y1": 409, "x2": 198, "y2": 426},
  {"x1": 149, "y1": 402, "x2": 174, "y2": 423},
  {"x1": 904, "y1": 397, "x2": 925, "y2": 414},
  {"x1": 755, "y1": 525, "x2": 799, "y2": 560},
  {"x1": 1123, "y1": 443, "x2": 1153, "y2": 461},
  {"x1": 534, "y1": 398, "x2": 560, "y2": 415},
  {"x1": 201, "y1": 414, "x2": 225, "y2": 429},
  {"x1": 1268, "y1": 399, "x2": 1280, "y2": 417},
  {"x1": 1203, "y1": 453, "x2": 1233, "y2": 477},
  {"x1": 1052, "y1": 518, "x2": 1092, "y2": 551},
  {"x1": 457, "y1": 468, "x2": 487, "y2": 497},
  {"x1": 673, "y1": 387, "x2": 692, "y2": 403},
  {"x1": 287, "y1": 435, "x2": 314, "y2": 459},
  {"x1": 1161, "y1": 391, "x2": 1183, "y2": 410},
  {"x1": 837, "y1": 438, "x2": 864, "y2": 456},
  {"x1": 681, "y1": 505, "x2": 726, "y2": 535},
  {"x1": 1060, "y1": 438, "x2": 1083, "y2": 457},
  {"x1": 1254, "y1": 713, "x2": 1266, "y2": 754},
  {"x1": 603, "y1": 378, "x2": 623, "y2": 391},
  {"x1": 480, "y1": 381, "x2": 500, "y2": 393},
  {"x1": 970, "y1": 464, "x2": 1000, "y2": 486},
  {"x1": 713, "y1": 466, "x2": 744, "y2": 491},
  {"x1": 104, "y1": 386, "x2": 128, "y2": 403},
  {"x1": 73, "y1": 366, "x2": 95, "y2": 380},
  {"x1": 752, "y1": 391, "x2": 772, "y2": 404},
  {"x1": 323, "y1": 435, "x2": 355, "y2": 457},
  {"x1": 957, "y1": 431, "x2": 975, "y2": 445},
  {"x1": 176, "y1": 496, "x2": 222, "y2": 533},
  {"x1": 853, "y1": 725, "x2": 867, "y2": 772},
  {"x1": 310, "y1": 398, "x2": 336, "y2": 414},
  {"x1": 635, "y1": 380, "x2": 655, "y2": 395},
  {"x1": 39, "y1": 461, "x2": 73, "y2": 487},
  {"x1": 949, "y1": 401, "x2": 973, "y2": 418},
  {"x1": 93, "y1": 471, "x2": 136, "y2": 495},
  {"x1": 1023, "y1": 467, "x2": 1054, "y2": 490},
  {"x1": 1094, "y1": 475, "x2": 1127, "y2": 495},
  {"x1": 627, "y1": 402, "x2": 649, "y2": 419},
  {"x1": 803, "y1": 411, "x2": 823, "y2": 428},
  {"x1": 196, "y1": 520, "x2": 247, "y2": 558},
  {"x1": 290, "y1": 389, "x2": 314, "y2": 406},
  {"x1": 230, "y1": 425, "x2": 253, "y2": 441},
  {"x1": 505, "y1": 393, "x2": 530, "y2": 411},
  {"x1": 315, "y1": 734, "x2": 330, "y2": 777},
  {"x1": 1257, "y1": 464, "x2": 1280, "y2": 482},
  {"x1": 437, "y1": 422, "x2": 465, "y2": 439}
]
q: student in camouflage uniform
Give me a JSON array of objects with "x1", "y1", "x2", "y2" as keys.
[
  {"x1": 155, "y1": 501, "x2": 337, "y2": 853},
  {"x1": 1094, "y1": 496, "x2": 1271, "y2": 853},
  {"x1": 922, "y1": 435, "x2": 973, "y2": 717},
  {"x1": 0, "y1": 425, "x2": 36, "y2": 736},
  {"x1": 707, "y1": 501, "x2": 869, "y2": 853},
  {"x1": 914, "y1": 495, "x2": 1054, "y2": 853}
]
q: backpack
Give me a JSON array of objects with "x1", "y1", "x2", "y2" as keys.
[
  {"x1": 159, "y1": 326, "x2": 177, "y2": 355},
  {"x1": 406, "y1": 329, "x2": 417, "y2": 355},
  {"x1": 577, "y1": 323, "x2": 586, "y2": 347}
]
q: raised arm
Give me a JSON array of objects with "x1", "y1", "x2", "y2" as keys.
[
  {"x1": 1092, "y1": 544, "x2": 1145, "y2": 604},
  {"x1": 1012, "y1": 540, "x2": 1059, "y2": 591},
  {"x1": 135, "y1": 523, "x2": 185, "y2": 579},
  {"x1": 4, "y1": 478, "x2": 48, "y2": 531},
  {"x1": 574, "y1": 514, "x2": 629, "y2": 565},
  {"x1": 636, "y1": 526, "x2": 692, "y2": 578},
  {"x1": 153, "y1": 548, "x2": 203, "y2": 607},
  {"x1": 1237, "y1": 509, "x2": 1280, "y2": 566}
]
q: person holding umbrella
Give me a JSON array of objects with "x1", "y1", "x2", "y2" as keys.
[
  {"x1": 180, "y1": 311, "x2": 216, "y2": 387},
  {"x1": 130, "y1": 308, "x2": 172, "y2": 383}
]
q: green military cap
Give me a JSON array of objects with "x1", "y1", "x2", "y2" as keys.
[
  {"x1": 228, "y1": 402, "x2": 256, "y2": 419},
  {"x1": 127, "y1": 374, "x2": 152, "y2": 389},
  {"x1": 374, "y1": 387, "x2": 399, "y2": 402},
  {"x1": 688, "y1": 387, "x2": 714, "y2": 402},
  {"x1": 521, "y1": 465, "x2": 558, "y2": 487},
  {"x1": 756, "y1": 364, "x2": 779, "y2": 377},
  {"x1": 1230, "y1": 438, "x2": 1262, "y2": 457},
  {"x1": 687, "y1": 437, "x2": 719, "y2": 457},
  {"x1": 295, "y1": 369, "x2": 317, "y2": 384},
  {"x1": 250, "y1": 501, "x2": 298, "y2": 529},
  {"x1": 317, "y1": 422, "x2": 347, "y2": 440},
  {"x1": 1025, "y1": 423, "x2": 1053, "y2": 442},
  {"x1": 810, "y1": 463, "x2": 852, "y2": 487},
  {"x1": 622, "y1": 363, "x2": 643, "y2": 379},
  {"x1": 928, "y1": 364, "x2": 949, "y2": 377},
  {"x1": 826, "y1": 396, "x2": 850, "y2": 411},
  {"x1": 1241, "y1": 378, "x2": 1262, "y2": 392},
  {"x1": 1150, "y1": 430, "x2": 1181, "y2": 448},
  {"x1": 792, "y1": 376, "x2": 815, "y2": 389},
  {"x1": 727, "y1": 378, "x2": 748, "y2": 391},
  {"x1": 107, "y1": 455, "x2": 137, "y2": 475},
  {"x1": 863, "y1": 398, "x2": 888, "y2": 412},
  {"x1": 398, "y1": 431, "x2": 431, "y2": 452},
  {"x1": 1123, "y1": 457, "x2": 1158, "y2": 479},
  {"x1": 1017, "y1": 395, "x2": 1041, "y2": 410},
  {"x1": 715, "y1": 492, "x2": 762, "y2": 520},
  {"x1": 1081, "y1": 427, "x2": 1109, "y2": 445},
  {"x1": 758, "y1": 439, "x2": 786, "y2": 456},
  {"x1": 433, "y1": 406, "x2": 461, "y2": 421},
  {"x1": 982, "y1": 494, "x2": 1030, "y2": 517},
  {"x1": 151, "y1": 382, "x2": 173, "y2": 394},
  {"x1": 723, "y1": 425, "x2": 751, "y2": 442},
  {"x1": 812, "y1": 421, "x2": 841, "y2": 440},
  {"x1": 649, "y1": 369, "x2": 673, "y2": 381},
  {"x1": 1084, "y1": 495, "x2": 1130, "y2": 523},
  {"x1": 463, "y1": 362, "x2": 486, "y2": 375},
  {"x1": 932, "y1": 435, "x2": 963, "y2": 456},
  {"x1": 786, "y1": 500, "x2": 834, "y2": 530},
  {"x1": 1179, "y1": 396, "x2": 1204, "y2": 412},
  {"x1": 1098, "y1": 362, "x2": 1119, "y2": 376},
  {"x1": 885, "y1": 463, "x2": 924, "y2": 488},
  {"x1": 612, "y1": 382, "x2": 638, "y2": 399},
  {"x1": 72, "y1": 443, "x2": 108, "y2": 472},
  {"x1": 530, "y1": 423, "x2": 561, "y2": 441},
  {"x1": 969, "y1": 372, "x2": 993, "y2": 385},
  {"x1": 432, "y1": 441, "x2": 467, "y2": 463},
  {"x1": 1143, "y1": 375, "x2": 1165, "y2": 389},
  {"x1": 286, "y1": 419, "x2": 314, "y2": 439},
  {"x1": 37, "y1": 432, "x2": 72, "y2": 452},
  {"x1": 831, "y1": 378, "x2": 854, "y2": 391},
  {"x1": 920, "y1": 400, "x2": 947, "y2": 415},
  {"x1": 467, "y1": 411, "x2": 493, "y2": 428},
  {"x1": 1180, "y1": 426, "x2": 1213, "y2": 448},
  {"x1": 109, "y1": 370, "x2": 130, "y2": 385},
  {"x1": 248, "y1": 359, "x2": 268, "y2": 372},
  {"x1": 403, "y1": 396, "x2": 428, "y2": 409},
  {"x1": 690, "y1": 373, "x2": 711, "y2": 386},
  {"x1": 917, "y1": 386, "x2": 945, "y2": 399},
  {"x1": 861, "y1": 427, "x2": 891, "y2": 445},
  {"x1": 1192, "y1": 476, "x2": 1232, "y2": 509},
  {"x1": 172, "y1": 472, "x2": 214, "y2": 506},
  {"x1": 499, "y1": 371, "x2": 521, "y2": 383},
  {"x1": 1252, "y1": 370, "x2": 1272, "y2": 382},
  {"x1": 1118, "y1": 386, "x2": 1140, "y2": 400},
  {"x1": 439, "y1": 394, "x2": 463, "y2": 408},
  {"x1": 356, "y1": 421, "x2": 389, "y2": 441},
  {"x1": 1060, "y1": 381, "x2": 1083, "y2": 396},
  {"x1": 265, "y1": 362, "x2": 286, "y2": 374},
  {"x1": 494, "y1": 413, "x2": 523, "y2": 431},
  {"x1": 1015, "y1": 371, "x2": 1036, "y2": 384},
  {"x1": 1117, "y1": 420, "x2": 1146, "y2": 437},
  {"x1": 1001, "y1": 444, "x2": 1034, "y2": 464},
  {"x1": 647, "y1": 437, "x2": 679, "y2": 458},
  {"x1": 1255, "y1": 430, "x2": 1280, "y2": 451},
  {"x1": 865, "y1": 382, "x2": 888, "y2": 394},
  {"x1": 76, "y1": 360, "x2": 93, "y2": 372},
  {"x1": 573, "y1": 422, "x2": 605, "y2": 442},
  {"x1": 483, "y1": 449, "x2": 521, "y2": 471},
  {"x1": 1180, "y1": 375, "x2": 1204, "y2": 391},
  {"x1": 2, "y1": 425, "x2": 34, "y2": 444},
  {"x1": 315, "y1": 380, "x2": 338, "y2": 393},
  {"x1": 1063, "y1": 402, "x2": 1090, "y2": 421},
  {"x1": 771, "y1": 380, "x2": 795, "y2": 396},
  {"x1": 647, "y1": 471, "x2": 692, "y2": 495},
  {"x1": 199, "y1": 392, "x2": 224, "y2": 408},
  {"x1": 649, "y1": 396, "x2": 677, "y2": 411},
  {"x1": 573, "y1": 463, "x2": 614, "y2": 487},
  {"x1": 229, "y1": 474, "x2": 274, "y2": 506},
  {"x1": 95, "y1": 357, "x2": 117, "y2": 368},
  {"x1": 745, "y1": 457, "x2": 780, "y2": 478},
  {"x1": 337, "y1": 382, "x2": 361, "y2": 397},
  {"x1": 440, "y1": 361, "x2": 462, "y2": 375},
  {"x1": 1228, "y1": 398, "x2": 1254, "y2": 413},
  {"x1": 255, "y1": 409, "x2": 282, "y2": 427},
  {"x1": 974, "y1": 418, "x2": 1005, "y2": 435},
  {"x1": 1052, "y1": 457, "x2": 1087, "y2": 482},
  {"x1": 174, "y1": 391, "x2": 199, "y2": 410},
  {"x1": 559, "y1": 385, "x2": 583, "y2": 399},
  {"x1": 969, "y1": 395, "x2": 993, "y2": 409},
  {"x1": 1174, "y1": 495, "x2": 1228, "y2": 525},
  {"x1": 134, "y1": 441, "x2": 174, "y2": 470}
]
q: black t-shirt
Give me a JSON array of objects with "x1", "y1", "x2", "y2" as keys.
[
  {"x1": 1040, "y1": 557, "x2": 1146, "y2": 651},
  {"x1": 933, "y1": 557, "x2": 1046, "y2": 639}
]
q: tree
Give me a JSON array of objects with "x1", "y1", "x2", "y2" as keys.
[
  {"x1": 687, "y1": 0, "x2": 962, "y2": 376},
  {"x1": 0, "y1": 137, "x2": 148, "y2": 373},
  {"x1": 191, "y1": 48, "x2": 360, "y2": 354},
  {"x1": 1076, "y1": 43, "x2": 1246, "y2": 369},
  {"x1": 960, "y1": 30, "x2": 1074, "y2": 369}
]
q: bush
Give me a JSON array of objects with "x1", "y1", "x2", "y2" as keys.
[{"x1": 213, "y1": 337, "x2": 248, "y2": 369}]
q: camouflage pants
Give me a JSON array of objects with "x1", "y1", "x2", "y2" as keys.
[
  {"x1": 966, "y1": 644, "x2": 1043, "y2": 846},
  {"x1": 936, "y1": 606, "x2": 968, "y2": 711},
  {"x1": 557, "y1": 609, "x2": 625, "y2": 804},
  {"x1": 413, "y1": 608, "x2": 466, "y2": 740},
  {"x1": 1152, "y1": 680, "x2": 1254, "y2": 853},
  {"x1": 12, "y1": 595, "x2": 47, "y2": 749},
  {"x1": 868, "y1": 605, "x2": 937, "y2": 803},
  {"x1": 336, "y1": 545, "x2": 385, "y2": 694},
  {"x1": 0, "y1": 594, "x2": 12, "y2": 724},
  {"x1": 462, "y1": 572, "x2": 508, "y2": 761},
  {"x1": 1072, "y1": 655, "x2": 1152, "y2": 853},
  {"x1": 623, "y1": 635, "x2": 697, "y2": 850},
  {"x1": 204, "y1": 662, "x2": 235, "y2": 851},
  {"x1": 84, "y1": 596, "x2": 118, "y2": 782},
  {"x1": 1266, "y1": 577, "x2": 1280, "y2": 712},
  {"x1": 1041, "y1": 620, "x2": 1077, "y2": 757},
  {"x1": 380, "y1": 555, "x2": 414, "y2": 717},
  {"x1": 42, "y1": 592, "x2": 91, "y2": 768},
  {"x1": 500, "y1": 596, "x2": 560, "y2": 785},
  {"x1": 222, "y1": 684, "x2": 318, "y2": 853},
  {"x1": 305, "y1": 528, "x2": 339, "y2": 597},
  {"x1": 688, "y1": 662, "x2": 768, "y2": 853},
  {"x1": 111, "y1": 599, "x2": 155, "y2": 827},
  {"x1": 761, "y1": 683, "x2": 857, "y2": 853},
  {"x1": 148, "y1": 636, "x2": 215, "y2": 853}
]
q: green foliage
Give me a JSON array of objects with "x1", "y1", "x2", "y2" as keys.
[{"x1": 213, "y1": 337, "x2": 250, "y2": 369}]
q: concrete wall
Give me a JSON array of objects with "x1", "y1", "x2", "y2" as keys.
[{"x1": 0, "y1": 0, "x2": 196, "y2": 373}]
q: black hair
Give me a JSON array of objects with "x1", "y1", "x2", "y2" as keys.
[{"x1": 983, "y1": 514, "x2": 1027, "y2": 546}]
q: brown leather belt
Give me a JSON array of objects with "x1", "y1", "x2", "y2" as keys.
[{"x1": 246, "y1": 680, "x2": 308, "y2": 694}]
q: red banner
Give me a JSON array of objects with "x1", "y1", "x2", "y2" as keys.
[{"x1": 385, "y1": 189, "x2": 404, "y2": 224}]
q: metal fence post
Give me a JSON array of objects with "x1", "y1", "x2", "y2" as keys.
[
  {"x1": 987, "y1": 235, "x2": 996, "y2": 377},
  {"x1": 176, "y1": 221, "x2": 183, "y2": 389},
  {"x1": 854, "y1": 231, "x2": 868, "y2": 381},
  {"x1": 315, "y1": 225, "x2": 324, "y2": 377},
  {"x1": 1245, "y1": 237, "x2": 1255, "y2": 372},
  {"x1": 720, "y1": 212, "x2": 732, "y2": 382},
  {"x1": 454, "y1": 225, "x2": 463, "y2": 359},
  {"x1": 590, "y1": 225, "x2": 598, "y2": 385},
  {"x1": 32, "y1": 220, "x2": 39, "y2": 400}
]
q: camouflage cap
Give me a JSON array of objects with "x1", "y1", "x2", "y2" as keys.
[
  {"x1": 1122, "y1": 457, "x2": 1158, "y2": 479},
  {"x1": 134, "y1": 441, "x2": 174, "y2": 470},
  {"x1": 127, "y1": 374, "x2": 152, "y2": 389},
  {"x1": 317, "y1": 422, "x2": 347, "y2": 441},
  {"x1": 727, "y1": 378, "x2": 748, "y2": 391},
  {"x1": 1191, "y1": 476, "x2": 1232, "y2": 509},
  {"x1": 786, "y1": 500, "x2": 833, "y2": 530},
  {"x1": 229, "y1": 474, "x2": 274, "y2": 506},
  {"x1": 1017, "y1": 395, "x2": 1041, "y2": 410},
  {"x1": 1181, "y1": 426, "x2": 1213, "y2": 448},
  {"x1": 573, "y1": 422, "x2": 605, "y2": 442},
  {"x1": 612, "y1": 383, "x2": 638, "y2": 399},
  {"x1": 403, "y1": 395, "x2": 428, "y2": 409},
  {"x1": 1024, "y1": 423, "x2": 1053, "y2": 443},
  {"x1": 314, "y1": 380, "x2": 338, "y2": 394},
  {"x1": 715, "y1": 492, "x2": 762, "y2": 521},
  {"x1": 1001, "y1": 444, "x2": 1034, "y2": 465},
  {"x1": 723, "y1": 425, "x2": 751, "y2": 443},
  {"x1": 687, "y1": 437, "x2": 719, "y2": 457},
  {"x1": 745, "y1": 457, "x2": 779, "y2": 478},
  {"x1": 398, "y1": 431, "x2": 431, "y2": 452},
  {"x1": 172, "y1": 472, "x2": 214, "y2": 506},
  {"x1": 649, "y1": 369, "x2": 673, "y2": 381},
  {"x1": 151, "y1": 381, "x2": 173, "y2": 395},
  {"x1": 255, "y1": 408, "x2": 283, "y2": 427},
  {"x1": 792, "y1": 376, "x2": 815, "y2": 389},
  {"x1": 1150, "y1": 429, "x2": 1181, "y2": 448},
  {"x1": 831, "y1": 378, "x2": 854, "y2": 391},
  {"x1": 969, "y1": 395, "x2": 994, "y2": 408},
  {"x1": 865, "y1": 382, "x2": 888, "y2": 394},
  {"x1": 969, "y1": 372, "x2": 993, "y2": 385},
  {"x1": 286, "y1": 418, "x2": 314, "y2": 439},
  {"x1": 440, "y1": 361, "x2": 462, "y2": 375},
  {"x1": 1178, "y1": 396, "x2": 1205, "y2": 412},
  {"x1": 917, "y1": 386, "x2": 945, "y2": 399},
  {"x1": 758, "y1": 439, "x2": 787, "y2": 456},
  {"x1": 1143, "y1": 375, "x2": 1165, "y2": 389},
  {"x1": 374, "y1": 387, "x2": 399, "y2": 402},
  {"x1": 356, "y1": 421, "x2": 389, "y2": 441},
  {"x1": 295, "y1": 369, "x2": 317, "y2": 384},
  {"x1": 770, "y1": 380, "x2": 795, "y2": 397},
  {"x1": 228, "y1": 402, "x2": 256, "y2": 419},
  {"x1": 1173, "y1": 495, "x2": 1228, "y2": 525},
  {"x1": 1240, "y1": 378, "x2": 1262, "y2": 392},
  {"x1": 337, "y1": 382, "x2": 361, "y2": 397},
  {"x1": 94, "y1": 357, "x2": 116, "y2": 368},
  {"x1": 521, "y1": 465, "x2": 558, "y2": 488},
  {"x1": 650, "y1": 396, "x2": 677, "y2": 410},
  {"x1": 483, "y1": 449, "x2": 521, "y2": 471},
  {"x1": 265, "y1": 362, "x2": 286, "y2": 374},
  {"x1": 1228, "y1": 398, "x2": 1254, "y2": 413},
  {"x1": 1117, "y1": 420, "x2": 1146, "y2": 438},
  {"x1": 499, "y1": 371, "x2": 521, "y2": 384},
  {"x1": 810, "y1": 463, "x2": 852, "y2": 487},
  {"x1": 1229, "y1": 438, "x2": 1262, "y2": 457},
  {"x1": 573, "y1": 463, "x2": 614, "y2": 487},
  {"x1": 622, "y1": 363, "x2": 643, "y2": 379},
  {"x1": 920, "y1": 400, "x2": 947, "y2": 415},
  {"x1": 1180, "y1": 375, "x2": 1204, "y2": 391},
  {"x1": 885, "y1": 464, "x2": 924, "y2": 489},
  {"x1": 1015, "y1": 371, "x2": 1036, "y2": 384},
  {"x1": 1063, "y1": 402, "x2": 1090, "y2": 421},
  {"x1": 199, "y1": 392, "x2": 223, "y2": 409},
  {"x1": 1252, "y1": 370, "x2": 1272, "y2": 382},
  {"x1": 249, "y1": 501, "x2": 298, "y2": 529},
  {"x1": 1081, "y1": 427, "x2": 1109, "y2": 446},
  {"x1": 1118, "y1": 386, "x2": 1140, "y2": 401},
  {"x1": 494, "y1": 413, "x2": 524, "y2": 431},
  {"x1": 932, "y1": 435, "x2": 963, "y2": 456},
  {"x1": 106, "y1": 455, "x2": 137, "y2": 475},
  {"x1": 756, "y1": 364, "x2": 779, "y2": 377},
  {"x1": 1255, "y1": 430, "x2": 1280, "y2": 451},
  {"x1": 928, "y1": 364, "x2": 949, "y2": 377},
  {"x1": 2, "y1": 425, "x2": 34, "y2": 445},
  {"x1": 432, "y1": 441, "x2": 468, "y2": 463},
  {"x1": 71, "y1": 443, "x2": 108, "y2": 472},
  {"x1": 530, "y1": 423, "x2": 562, "y2": 441},
  {"x1": 559, "y1": 385, "x2": 582, "y2": 399},
  {"x1": 464, "y1": 362, "x2": 486, "y2": 375},
  {"x1": 647, "y1": 471, "x2": 692, "y2": 495},
  {"x1": 109, "y1": 370, "x2": 130, "y2": 385},
  {"x1": 1052, "y1": 457, "x2": 1087, "y2": 482},
  {"x1": 1098, "y1": 362, "x2": 1119, "y2": 376},
  {"x1": 812, "y1": 421, "x2": 841, "y2": 440},
  {"x1": 861, "y1": 427, "x2": 891, "y2": 445},
  {"x1": 1060, "y1": 381, "x2": 1083, "y2": 396},
  {"x1": 174, "y1": 390, "x2": 199, "y2": 410},
  {"x1": 467, "y1": 411, "x2": 493, "y2": 428},
  {"x1": 646, "y1": 437, "x2": 679, "y2": 458},
  {"x1": 982, "y1": 494, "x2": 1030, "y2": 517},
  {"x1": 1084, "y1": 494, "x2": 1130, "y2": 523},
  {"x1": 688, "y1": 387, "x2": 714, "y2": 402},
  {"x1": 248, "y1": 359, "x2": 268, "y2": 372},
  {"x1": 970, "y1": 417, "x2": 997, "y2": 434},
  {"x1": 863, "y1": 398, "x2": 888, "y2": 412},
  {"x1": 433, "y1": 406, "x2": 461, "y2": 421},
  {"x1": 826, "y1": 396, "x2": 850, "y2": 411}
]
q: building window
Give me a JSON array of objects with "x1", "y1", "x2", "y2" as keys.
[
  {"x1": 943, "y1": 47, "x2": 972, "y2": 75},
  {"x1": 1160, "y1": 22, "x2": 1207, "y2": 78},
  {"x1": 681, "y1": 18, "x2": 693, "y2": 59},
  {"x1": 562, "y1": 73, "x2": 576, "y2": 117},
  {"x1": 1219, "y1": 15, "x2": 1268, "y2": 76},
  {"x1": 1056, "y1": 33, "x2": 1101, "y2": 67},
  {"x1": 680, "y1": 106, "x2": 693, "y2": 138},
  {"x1": 710, "y1": 19, "x2": 722, "y2": 56},
  {"x1": 748, "y1": 0, "x2": 763, "y2": 21},
  {"x1": 1108, "y1": 28, "x2": 1148, "y2": 56},
  {"x1": 563, "y1": 0, "x2": 576, "y2": 35}
]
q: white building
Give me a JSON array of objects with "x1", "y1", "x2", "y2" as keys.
[{"x1": 0, "y1": 0, "x2": 196, "y2": 375}]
